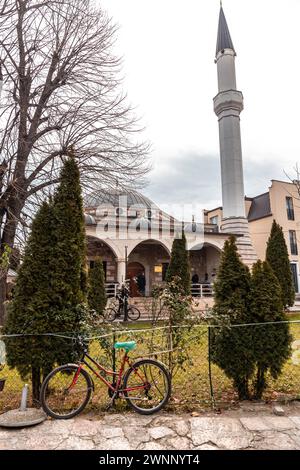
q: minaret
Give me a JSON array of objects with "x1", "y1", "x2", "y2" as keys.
[{"x1": 214, "y1": 5, "x2": 257, "y2": 265}]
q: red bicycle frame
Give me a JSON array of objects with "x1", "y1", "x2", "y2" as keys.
[{"x1": 69, "y1": 349, "x2": 148, "y2": 395}]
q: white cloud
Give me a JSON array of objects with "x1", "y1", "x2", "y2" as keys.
[{"x1": 98, "y1": 0, "x2": 300, "y2": 207}]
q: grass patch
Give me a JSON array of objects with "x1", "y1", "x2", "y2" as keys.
[{"x1": 1, "y1": 319, "x2": 300, "y2": 413}]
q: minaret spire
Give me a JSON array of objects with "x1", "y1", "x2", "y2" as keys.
[
  {"x1": 213, "y1": 5, "x2": 257, "y2": 266},
  {"x1": 216, "y1": 4, "x2": 235, "y2": 57}
]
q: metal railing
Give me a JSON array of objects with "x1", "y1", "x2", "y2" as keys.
[
  {"x1": 191, "y1": 283, "x2": 213, "y2": 297},
  {"x1": 105, "y1": 283, "x2": 119, "y2": 298},
  {"x1": 106, "y1": 283, "x2": 214, "y2": 299}
]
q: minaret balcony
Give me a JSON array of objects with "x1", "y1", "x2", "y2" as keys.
[{"x1": 213, "y1": 89, "x2": 244, "y2": 117}]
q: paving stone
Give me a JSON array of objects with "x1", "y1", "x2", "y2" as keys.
[
  {"x1": 22, "y1": 435, "x2": 66, "y2": 450},
  {"x1": 255, "y1": 431, "x2": 299, "y2": 450},
  {"x1": 166, "y1": 436, "x2": 191, "y2": 450},
  {"x1": 140, "y1": 441, "x2": 168, "y2": 450},
  {"x1": 34, "y1": 419, "x2": 74, "y2": 435},
  {"x1": 56, "y1": 436, "x2": 95, "y2": 450},
  {"x1": 194, "y1": 444, "x2": 219, "y2": 450},
  {"x1": 0, "y1": 429, "x2": 15, "y2": 440},
  {"x1": 190, "y1": 417, "x2": 252, "y2": 450},
  {"x1": 99, "y1": 426, "x2": 124, "y2": 439},
  {"x1": 289, "y1": 416, "x2": 300, "y2": 429},
  {"x1": 0, "y1": 439, "x2": 23, "y2": 450},
  {"x1": 240, "y1": 417, "x2": 271, "y2": 431},
  {"x1": 170, "y1": 420, "x2": 190, "y2": 437},
  {"x1": 273, "y1": 406, "x2": 285, "y2": 416},
  {"x1": 95, "y1": 437, "x2": 131, "y2": 450},
  {"x1": 70, "y1": 419, "x2": 100, "y2": 436},
  {"x1": 123, "y1": 426, "x2": 150, "y2": 446},
  {"x1": 262, "y1": 417, "x2": 295, "y2": 430},
  {"x1": 284, "y1": 429, "x2": 300, "y2": 447},
  {"x1": 149, "y1": 426, "x2": 176, "y2": 440}
]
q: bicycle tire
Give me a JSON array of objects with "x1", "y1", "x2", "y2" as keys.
[
  {"x1": 127, "y1": 305, "x2": 141, "y2": 321},
  {"x1": 123, "y1": 359, "x2": 171, "y2": 415},
  {"x1": 105, "y1": 307, "x2": 118, "y2": 322},
  {"x1": 40, "y1": 364, "x2": 93, "y2": 419}
]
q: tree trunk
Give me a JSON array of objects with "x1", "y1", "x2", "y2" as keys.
[
  {"x1": 0, "y1": 275, "x2": 7, "y2": 325},
  {"x1": 31, "y1": 366, "x2": 41, "y2": 404},
  {"x1": 0, "y1": 198, "x2": 23, "y2": 325},
  {"x1": 237, "y1": 377, "x2": 250, "y2": 400},
  {"x1": 254, "y1": 366, "x2": 266, "y2": 400}
]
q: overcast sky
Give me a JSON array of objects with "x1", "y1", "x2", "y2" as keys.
[{"x1": 99, "y1": 0, "x2": 300, "y2": 220}]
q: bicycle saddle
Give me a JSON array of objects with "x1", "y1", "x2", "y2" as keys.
[{"x1": 114, "y1": 341, "x2": 136, "y2": 352}]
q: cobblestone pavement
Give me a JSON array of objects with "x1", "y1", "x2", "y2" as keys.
[{"x1": 1, "y1": 404, "x2": 300, "y2": 450}]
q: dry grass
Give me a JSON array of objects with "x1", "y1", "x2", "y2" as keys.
[{"x1": 1, "y1": 315, "x2": 300, "y2": 414}]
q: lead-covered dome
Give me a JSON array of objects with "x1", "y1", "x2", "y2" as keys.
[{"x1": 84, "y1": 189, "x2": 157, "y2": 210}]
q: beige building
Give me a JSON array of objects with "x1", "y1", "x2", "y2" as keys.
[{"x1": 204, "y1": 179, "x2": 300, "y2": 294}]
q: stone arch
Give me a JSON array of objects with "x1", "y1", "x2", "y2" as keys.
[
  {"x1": 188, "y1": 241, "x2": 222, "y2": 285},
  {"x1": 127, "y1": 238, "x2": 171, "y2": 257},
  {"x1": 127, "y1": 239, "x2": 171, "y2": 296},
  {"x1": 86, "y1": 236, "x2": 119, "y2": 284}
]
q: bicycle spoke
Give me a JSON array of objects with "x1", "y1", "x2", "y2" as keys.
[
  {"x1": 124, "y1": 361, "x2": 170, "y2": 412},
  {"x1": 42, "y1": 366, "x2": 91, "y2": 418}
]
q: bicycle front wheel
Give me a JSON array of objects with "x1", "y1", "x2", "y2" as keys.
[
  {"x1": 123, "y1": 359, "x2": 171, "y2": 414},
  {"x1": 127, "y1": 305, "x2": 141, "y2": 321},
  {"x1": 105, "y1": 308, "x2": 118, "y2": 322},
  {"x1": 40, "y1": 365, "x2": 93, "y2": 419}
]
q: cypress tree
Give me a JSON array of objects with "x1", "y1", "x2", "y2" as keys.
[
  {"x1": 4, "y1": 201, "x2": 55, "y2": 398},
  {"x1": 266, "y1": 220, "x2": 295, "y2": 308},
  {"x1": 51, "y1": 152, "x2": 87, "y2": 307},
  {"x1": 210, "y1": 236, "x2": 255, "y2": 400},
  {"x1": 166, "y1": 231, "x2": 190, "y2": 295},
  {"x1": 88, "y1": 258, "x2": 107, "y2": 316},
  {"x1": 249, "y1": 260, "x2": 292, "y2": 399},
  {"x1": 5, "y1": 153, "x2": 89, "y2": 399}
]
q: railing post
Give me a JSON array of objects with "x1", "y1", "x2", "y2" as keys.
[{"x1": 208, "y1": 326, "x2": 216, "y2": 410}]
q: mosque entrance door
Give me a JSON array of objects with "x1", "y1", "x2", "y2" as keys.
[{"x1": 127, "y1": 262, "x2": 145, "y2": 297}]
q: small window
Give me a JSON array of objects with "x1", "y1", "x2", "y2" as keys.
[
  {"x1": 290, "y1": 263, "x2": 299, "y2": 293},
  {"x1": 286, "y1": 197, "x2": 295, "y2": 221},
  {"x1": 210, "y1": 216, "x2": 219, "y2": 226},
  {"x1": 289, "y1": 230, "x2": 298, "y2": 255}
]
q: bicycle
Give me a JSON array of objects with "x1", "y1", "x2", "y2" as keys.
[
  {"x1": 106, "y1": 286, "x2": 141, "y2": 322},
  {"x1": 40, "y1": 337, "x2": 171, "y2": 419}
]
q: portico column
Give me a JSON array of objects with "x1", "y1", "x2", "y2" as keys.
[{"x1": 117, "y1": 259, "x2": 126, "y2": 285}]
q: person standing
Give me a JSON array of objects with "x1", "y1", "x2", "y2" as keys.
[{"x1": 137, "y1": 271, "x2": 146, "y2": 297}]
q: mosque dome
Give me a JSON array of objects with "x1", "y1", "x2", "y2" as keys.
[{"x1": 84, "y1": 189, "x2": 157, "y2": 210}]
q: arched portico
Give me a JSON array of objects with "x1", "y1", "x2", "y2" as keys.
[
  {"x1": 127, "y1": 239, "x2": 171, "y2": 296},
  {"x1": 189, "y1": 242, "x2": 221, "y2": 296},
  {"x1": 86, "y1": 236, "x2": 119, "y2": 295}
]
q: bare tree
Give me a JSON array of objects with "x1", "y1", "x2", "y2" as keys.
[{"x1": 0, "y1": 0, "x2": 150, "y2": 323}]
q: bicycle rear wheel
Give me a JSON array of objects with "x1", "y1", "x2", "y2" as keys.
[
  {"x1": 123, "y1": 359, "x2": 171, "y2": 414},
  {"x1": 40, "y1": 365, "x2": 93, "y2": 419},
  {"x1": 105, "y1": 308, "x2": 118, "y2": 322},
  {"x1": 127, "y1": 305, "x2": 141, "y2": 321}
]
